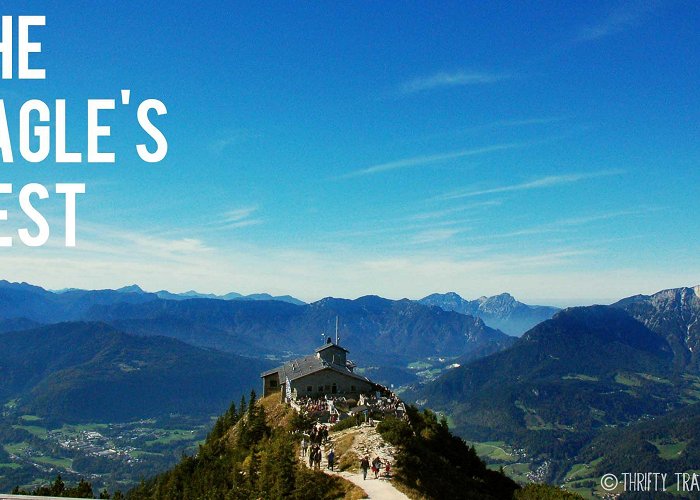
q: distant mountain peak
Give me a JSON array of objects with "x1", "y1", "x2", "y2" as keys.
[
  {"x1": 479, "y1": 292, "x2": 516, "y2": 308},
  {"x1": 0, "y1": 280, "x2": 48, "y2": 293},
  {"x1": 154, "y1": 289, "x2": 304, "y2": 304},
  {"x1": 116, "y1": 284, "x2": 146, "y2": 294},
  {"x1": 613, "y1": 285, "x2": 700, "y2": 369},
  {"x1": 418, "y1": 291, "x2": 559, "y2": 336}
]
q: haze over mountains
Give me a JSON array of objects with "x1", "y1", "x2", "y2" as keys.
[
  {"x1": 55, "y1": 283, "x2": 307, "y2": 305},
  {"x1": 419, "y1": 292, "x2": 560, "y2": 336}
]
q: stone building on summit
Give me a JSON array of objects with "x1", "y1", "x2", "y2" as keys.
[{"x1": 261, "y1": 338, "x2": 377, "y2": 400}]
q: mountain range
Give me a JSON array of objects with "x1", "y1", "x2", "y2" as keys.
[
  {"x1": 419, "y1": 292, "x2": 559, "y2": 335},
  {"x1": 409, "y1": 285, "x2": 700, "y2": 484},
  {"x1": 0, "y1": 281, "x2": 515, "y2": 369},
  {"x1": 3, "y1": 277, "x2": 700, "y2": 494},
  {"x1": 55, "y1": 283, "x2": 307, "y2": 305},
  {"x1": 86, "y1": 294, "x2": 516, "y2": 366}
]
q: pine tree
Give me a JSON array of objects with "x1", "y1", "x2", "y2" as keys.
[
  {"x1": 270, "y1": 434, "x2": 296, "y2": 499},
  {"x1": 248, "y1": 390, "x2": 257, "y2": 415},
  {"x1": 65, "y1": 478, "x2": 94, "y2": 498},
  {"x1": 225, "y1": 401, "x2": 238, "y2": 428}
]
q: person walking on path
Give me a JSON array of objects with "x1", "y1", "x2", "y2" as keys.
[
  {"x1": 372, "y1": 456, "x2": 382, "y2": 479},
  {"x1": 301, "y1": 437, "x2": 307, "y2": 457},
  {"x1": 314, "y1": 446, "x2": 322, "y2": 471},
  {"x1": 327, "y1": 449, "x2": 335, "y2": 471},
  {"x1": 360, "y1": 455, "x2": 370, "y2": 480},
  {"x1": 308, "y1": 445, "x2": 315, "y2": 468}
]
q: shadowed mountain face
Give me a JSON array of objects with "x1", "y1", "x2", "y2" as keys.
[
  {"x1": 0, "y1": 322, "x2": 270, "y2": 422},
  {"x1": 419, "y1": 292, "x2": 559, "y2": 336},
  {"x1": 84, "y1": 295, "x2": 515, "y2": 365},
  {"x1": 613, "y1": 286, "x2": 700, "y2": 371},
  {"x1": 411, "y1": 306, "x2": 677, "y2": 446}
]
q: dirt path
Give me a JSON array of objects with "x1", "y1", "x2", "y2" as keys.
[
  {"x1": 301, "y1": 424, "x2": 409, "y2": 499},
  {"x1": 331, "y1": 469, "x2": 409, "y2": 500}
]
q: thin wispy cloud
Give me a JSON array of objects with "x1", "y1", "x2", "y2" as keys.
[
  {"x1": 491, "y1": 117, "x2": 565, "y2": 127},
  {"x1": 387, "y1": 116, "x2": 568, "y2": 150},
  {"x1": 411, "y1": 228, "x2": 463, "y2": 244},
  {"x1": 554, "y1": 207, "x2": 663, "y2": 227},
  {"x1": 463, "y1": 117, "x2": 567, "y2": 133},
  {"x1": 409, "y1": 200, "x2": 501, "y2": 221},
  {"x1": 196, "y1": 206, "x2": 264, "y2": 231},
  {"x1": 223, "y1": 206, "x2": 258, "y2": 223},
  {"x1": 466, "y1": 207, "x2": 661, "y2": 242},
  {"x1": 77, "y1": 223, "x2": 214, "y2": 262},
  {"x1": 437, "y1": 170, "x2": 623, "y2": 200},
  {"x1": 339, "y1": 143, "x2": 521, "y2": 179},
  {"x1": 485, "y1": 226, "x2": 566, "y2": 240},
  {"x1": 331, "y1": 219, "x2": 465, "y2": 239},
  {"x1": 576, "y1": 2, "x2": 658, "y2": 42},
  {"x1": 400, "y1": 71, "x2": 512, "y2": 95},
  {"x1": 222, "y1": 219, "x2": 263, "y2": 230}
]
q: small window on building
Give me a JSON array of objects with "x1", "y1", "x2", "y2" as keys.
[
  {"x1": 307, "y1": 386, "x2": 313, "y2": 392},
  {"x1": 318, "y1": 386, "x2": 323, "y2": 392},
  {"x1": 332, "y1": 383, "x2": 337, "y2": 394},
  {"x1": 269, "y1": 379, "x2": 278, "y2": 388},
  {"x1": 351, "y1": 385, "x2": 356, "y2": 392}
]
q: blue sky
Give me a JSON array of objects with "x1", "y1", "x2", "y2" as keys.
[{"x1": 0, "y1": 1, "x2": 698, "y2": 305}]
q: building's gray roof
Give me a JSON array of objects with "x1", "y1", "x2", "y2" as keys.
[
  {"x1": 261, "y1": 354, "x2": 373, "y2": 385},
  {"x1": 315, "y1": 342, "x2": 349, "y2": 354},
  {"x1": 261, "y1": 366, "x2": 283, "y2": 377}
]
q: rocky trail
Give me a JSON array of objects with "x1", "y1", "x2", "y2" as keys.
[{"x1": 301, "y1": 423, "x2": 409, "y2": 500}]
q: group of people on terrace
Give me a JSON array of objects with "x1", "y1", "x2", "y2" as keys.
[
  {"x1": 295, "y1": 396, "x2": 331, "y2": 414},
  {"x1": 358, "y1": 392, "x2": 406, "y2": 419}
]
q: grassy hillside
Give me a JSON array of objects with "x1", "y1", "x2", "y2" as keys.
[
  {"x1": 409, "y1": 306, "x2": 695, "y2": 482},
  {"x1": 0, "y1": 322, "x2": 269, "y2": 422}
]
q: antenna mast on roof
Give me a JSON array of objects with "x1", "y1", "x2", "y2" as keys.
[{"x1": 335, "y1": 316, "x2": 339, "y2": 345}]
